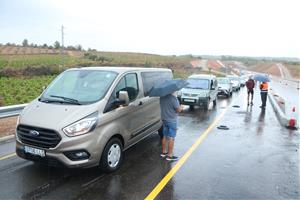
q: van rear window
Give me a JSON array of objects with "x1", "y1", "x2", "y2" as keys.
[{"x1": 141, "y1": 71, "x2": 173, "y2": 96}]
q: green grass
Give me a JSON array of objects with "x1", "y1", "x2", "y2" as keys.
[{"x1": 0, "y1": 75, "x2": 56, "y2": 106}]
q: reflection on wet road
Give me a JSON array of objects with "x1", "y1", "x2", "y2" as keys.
[{"x1": 0, "y1": 88, "x2": 299, "y2": 199}]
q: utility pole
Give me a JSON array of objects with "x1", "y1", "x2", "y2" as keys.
[{"x1": 60, "y1": 25, "x2": 64, "y2": 70}]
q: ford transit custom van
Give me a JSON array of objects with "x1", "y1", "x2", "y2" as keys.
[{"x1": 16, "y1": 67, "x2": 172, "y2": 172}]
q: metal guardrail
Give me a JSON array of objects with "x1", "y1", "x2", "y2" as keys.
[{"x1": 0, "y1": 104, "x2": 27, "y2": 119}]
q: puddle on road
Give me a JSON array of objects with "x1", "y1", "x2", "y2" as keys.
[{"x1": 232, "y1": 105, "x2": 240, "y2": 108}]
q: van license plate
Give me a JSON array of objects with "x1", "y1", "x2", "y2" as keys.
[
  {"x1": 184, "y1": 99, "x2": 195, "y2": 102},
  {"x1": 24, "y1": 146, "x2": 45, "y2": 157}
]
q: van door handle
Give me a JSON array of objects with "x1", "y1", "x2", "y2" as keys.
[{"x1": 139, "y1": 101, "x2": 143, "y2": 106}]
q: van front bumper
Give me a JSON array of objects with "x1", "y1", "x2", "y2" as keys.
[
  {"x1": 16, "y1": 137, "x2": 99, "y2": 168},
  {"x1": 178, "y1": 97, "x2": 209, "y2": 106}
]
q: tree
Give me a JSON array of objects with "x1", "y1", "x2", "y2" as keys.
[
  {"x1": 42, "y1": 44, "x2": 48, "y2": 48},
  {"x1": 75, "y1": 44, "x2": 82, "y2": 51},
  {"x1": 54, "y1": 41, "x2": 60, "y2": 49},
  {"x1": 22, "y1": 39, "x2": 28, "y2": 47}
]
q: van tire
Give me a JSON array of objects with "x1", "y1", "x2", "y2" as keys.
[
  {"x1": 99, "y1": 137, "x2": 123, "y2": 173},
  {"x1": 189, "y1": 105, "x2": 194, "y2": 110},
  {"x1": 203, "y1": 101, "x2": 209, "y2": 111},
  {"x1": 158, "y1": 126, "x2": 163, "y2": 139},
  {"x1": 213, "y1": 99, "x2": 217, "y2": 106}
]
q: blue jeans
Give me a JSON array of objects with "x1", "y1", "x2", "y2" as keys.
[{"x1": 162, "y1": 120, "x2": 177, "y2": 138}]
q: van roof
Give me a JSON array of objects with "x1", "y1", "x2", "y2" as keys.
[
  {"x1": 188, "y1": 74, "x2": 216, "y2": 79},
  {"x1": 67, "y1": 66, "x2": 172, "y2": 73}
]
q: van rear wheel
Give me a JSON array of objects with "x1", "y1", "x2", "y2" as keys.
[
  {"x1": 158, "y1": 126, "x2": 163, "y2": 139},
  {"x1": 213, "y1": 99, "x2": 217, "y2": 106},
  {"x1": 99, "y1": 137, "x2": 123, "y2": 173}
]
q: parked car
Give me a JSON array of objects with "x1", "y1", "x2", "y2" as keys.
[
  {"x1": 239, "y1": 76, "x2": 247, "y2": 87},
  {"x1": 217, "y1": 77, "x2": 233, "y2": 98},
  {"x1": 178, "y1": 74, "x2": 218, "y2": 110},
  {"x1": 227, "y1": 75, "x2": 241, "y2": 91},
  {"x1": 16, "y1": 67, "x2": 172, "y2": 172}
]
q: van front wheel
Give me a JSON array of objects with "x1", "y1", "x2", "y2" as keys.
[{"x1": 100, "y1": 137, "x2": 123, "y2": 173}]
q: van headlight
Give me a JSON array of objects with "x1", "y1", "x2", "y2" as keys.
[{"x1": 63, "y1": 113, "x2": 98, "y2": 137}]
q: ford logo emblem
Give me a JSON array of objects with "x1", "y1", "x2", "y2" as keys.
[{"x1": 29, "y1": 130, "x2": 40, "y2": 137}]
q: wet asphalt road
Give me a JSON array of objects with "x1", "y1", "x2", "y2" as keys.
[
  {"x1": 270, "y1": 77, "x2": 300, "y2": 122},
  {"x1": 0, "y1": 87, "x2": 299, "y2": 200}
]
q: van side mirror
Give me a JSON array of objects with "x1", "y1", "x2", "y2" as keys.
[{"x1": 118, "y1": 91, "x2": 129, "y2": 106}]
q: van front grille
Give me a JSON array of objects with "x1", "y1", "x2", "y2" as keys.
[
  {"x1": 183, "y1": 93, "x2": 198, "y2": 97},
  {"x1": 17, "y1": 125, "x2": 61, "y2": 149}
]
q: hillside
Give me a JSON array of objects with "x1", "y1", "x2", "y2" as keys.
[{"x1": 0, "y1": 45, "x2": 204, "y2": 106}]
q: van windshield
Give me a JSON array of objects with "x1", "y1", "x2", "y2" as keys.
[
  {"x1": 40, "y1": 70, "x2": 118, "y2": 105},
  {"x1": 186, "y1": 78, "x2": 209, "y2": 89},
  {"x1": 217, "y1": 78, "x2": 229, "y2": 84}
]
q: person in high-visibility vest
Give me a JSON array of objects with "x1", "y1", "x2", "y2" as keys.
[{"x1": 259, "y1": 81, "x2": 269, "y2": 109}]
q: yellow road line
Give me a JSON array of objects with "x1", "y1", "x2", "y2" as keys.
[
  {"x1": 145, "y1": 108, "x2": 228, "y2": 200},
  {"x1": 0, "y1": 153, "x2": 16, "y2": 161}
]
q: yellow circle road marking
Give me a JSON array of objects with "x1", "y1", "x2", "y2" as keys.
[{"x1": 0, "y1": 153, "x2": 16, "y2": 161}]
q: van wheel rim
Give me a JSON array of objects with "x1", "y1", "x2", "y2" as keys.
[{"x1": 107, "y1": 144, "x2": 121, "y2": 168}]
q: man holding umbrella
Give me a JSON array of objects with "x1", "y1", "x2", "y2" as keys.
[
  {"x1": 253, "y1": 74, "x2": 270, "y2": 109},
  {"x1": 160, "y1": 92, "x2": 183, "y2": 161},
  {"x1": 259, "y1": 81, "x2": 269, "y2": 109},
  {"x1": 149, "y1": 79, "x2": 186, "y2": 161}
]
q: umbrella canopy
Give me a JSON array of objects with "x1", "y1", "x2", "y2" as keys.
[
  {"x1": 253, "y1": 74, "x2": 271, "y2": 82},
  {"x1": 149, "y1": 79, "x2": 188, "y2": 97}
]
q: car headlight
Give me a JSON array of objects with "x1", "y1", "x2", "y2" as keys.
[{"x1": 63, "y1": 112, "x2": 98, "y2": 137}]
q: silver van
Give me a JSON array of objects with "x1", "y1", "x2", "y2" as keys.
[
  {"x1": 16, "y1": 67, "x2": 172, "y2": 172},
  {"x1": 178, "y1": 74, "x2": 218, "y2": 110}
]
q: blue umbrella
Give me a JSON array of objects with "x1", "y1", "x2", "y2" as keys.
[
  {"x1": 149, "y1": 79, "x2": 188, "y2": 97},
  {"x1": 253, "y1": 74, "x2": 271, "y2": 82}
]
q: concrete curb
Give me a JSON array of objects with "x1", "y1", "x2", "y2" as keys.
[
  {"x1": 268, "y1": 92, "x2": 291, "y2": 128},
  {"x1": 0, "y1": 134, "x2": 15, "y2": 142}
]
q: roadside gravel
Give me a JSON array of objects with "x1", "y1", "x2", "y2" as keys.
[{"x1": 0, "y1": 116, "x2": 17, "y2": 138}]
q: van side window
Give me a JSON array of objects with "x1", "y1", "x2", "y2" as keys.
[
  {"x1": 105, "y1": 73, "x2": 139, "y2": 113},
  {"x1": 141, "y1": 71, "x2": 173, "y2": 96},
  {"x1": 124, "y1": 73, "x2": 139, "y2": 101}
]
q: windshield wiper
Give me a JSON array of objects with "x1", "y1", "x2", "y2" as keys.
[
  {"x1": 186, "y1": 87, "x2": 205, "y2": 89},
  {"x1": 39, "y1": 98, "x2": 67, "y2": 104},
  {"x1": 49, "y1": 95, "x2": 81, "y2": 105}
]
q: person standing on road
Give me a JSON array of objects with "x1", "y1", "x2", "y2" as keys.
[
  {"x1": 259, "y1": 81, "x2": 269, "y2": 109},
  {"x1": 246, "y1": 77, "x2": 255, "y2": 105},
  {"x1": 160, "y1": 92, "x2": 183, "y2": 161}
]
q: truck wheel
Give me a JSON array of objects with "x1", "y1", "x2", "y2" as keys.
[{"x1": 99, "y1": 137, "x2": 123, "y2": 173}]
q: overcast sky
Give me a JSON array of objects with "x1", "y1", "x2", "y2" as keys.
[{"x1": 1, "y1": 0, "x2": 299, "y2": 58}]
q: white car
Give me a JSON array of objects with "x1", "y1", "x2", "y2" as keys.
[
  {"x1": 227, "y1": 75, "x2": 241, "y2": 91},
  {"x1": 217, "y1": 77, "x2": 233, "y2": 98}
]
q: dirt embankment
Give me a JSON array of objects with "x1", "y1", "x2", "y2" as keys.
[
  {"x1": 0, "y1": 45, "x2": 82, "y2": 56},
  {"x1": 250, "y1": 62, "x2": 281, "y2": 77},
  {"x1": 0, "y1": 117, "x2": 17, "y2": 138}
]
